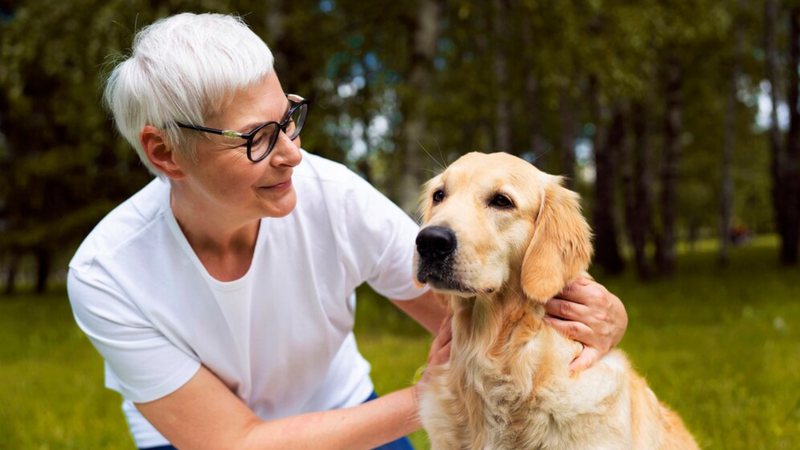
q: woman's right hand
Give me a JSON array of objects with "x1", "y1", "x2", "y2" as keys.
[{"x1": 416, "y1": 314, "x2": 453, "y2": 395}]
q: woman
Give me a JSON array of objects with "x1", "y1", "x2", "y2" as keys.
[{"x1": 68, "y1": 12, "x2": 627, "y2": 450}]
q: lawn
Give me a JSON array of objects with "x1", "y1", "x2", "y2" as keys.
[{"x1": 1, "y1": 235, "x2": 798, "y2": 449}]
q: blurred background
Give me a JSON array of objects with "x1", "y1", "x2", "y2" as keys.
[{"x1": 0, "y1": 0, "x2": 798, "y2": 449}]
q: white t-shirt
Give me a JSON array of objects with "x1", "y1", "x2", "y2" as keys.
[{"x1": 67, "y1": 152, "x2": 427, "y2": 448}]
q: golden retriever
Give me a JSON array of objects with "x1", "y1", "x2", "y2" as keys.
[{"x1": 414, "y1": 152, "x2": 698, "y2": 450}]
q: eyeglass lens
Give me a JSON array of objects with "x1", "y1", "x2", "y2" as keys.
[{"x1": 249, "y1": 102, "x2": 308, "y2": 161}]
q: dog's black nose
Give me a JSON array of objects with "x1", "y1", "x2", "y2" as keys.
[{"x1": 416, "y1": 226, "x2": 457, "y2": 260}]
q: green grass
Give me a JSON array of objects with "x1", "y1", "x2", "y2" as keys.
[
  {"x1": 1, "y1": 235, "x2": 798, "y2": 449},
  {"x1": 0, "y1": 291, "x2": 131, "y2": 449}
]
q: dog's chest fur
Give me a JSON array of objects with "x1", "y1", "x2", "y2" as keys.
[{"x1": 421, "y1": 300, "x2": 630, "y2": 450}]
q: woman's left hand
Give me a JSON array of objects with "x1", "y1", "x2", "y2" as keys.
[{"x1": 543, "y1": 277, "x2": 628, "y2": 373}]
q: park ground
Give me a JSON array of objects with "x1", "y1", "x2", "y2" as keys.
[{"x1": 0, "y1": 235, "x2": 797, "y2": 449}]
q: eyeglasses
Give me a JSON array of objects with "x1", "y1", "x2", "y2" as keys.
[{"x1": 175, "y1": 94, "x2": 309, "y2": 163}]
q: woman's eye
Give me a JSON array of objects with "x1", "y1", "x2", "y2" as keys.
[
  {"x1": 489, "y1": 194, "x2": 514, "y2": 209},
  {"x1": 252, "y1": 136, "x2": 265, "y2": 146},
  {"x1": 432, "y1": 189, "x2": 445, "y2": 203}
]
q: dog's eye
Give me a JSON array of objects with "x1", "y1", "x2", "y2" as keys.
[
  {"x1": 432, "y1": 189, "x2": 445, "y2": 203},
  {"x1": 489, "y1": 194, "x2": 514, "y2": 209}
]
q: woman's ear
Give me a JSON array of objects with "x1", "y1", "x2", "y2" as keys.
[
  {"x1": 140, "y1": 125, "x2": 185, "y2": 179},
  {"x1": 520, "y1": 178, "x2": 593, "y2": 303}
]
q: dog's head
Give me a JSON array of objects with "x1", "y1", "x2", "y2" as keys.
[{"x1": 414, "y1": 152, "x2": 592, "y2": 303}]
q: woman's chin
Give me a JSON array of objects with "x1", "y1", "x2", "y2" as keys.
[{"x1": 259, "y1": 188, "x2": 297, "y2": 218}]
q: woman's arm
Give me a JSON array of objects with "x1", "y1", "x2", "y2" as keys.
[
  {"x1": 136, "y1": 366, "x2": 415, "y2": 450},
  {"x1": 390, "y1": 290, "x2": 449, "y2": 334},
  {"x1": 138, "y1": 317, "x2": 453, "y2": 450}
]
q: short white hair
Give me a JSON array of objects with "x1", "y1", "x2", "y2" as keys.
[{"x1": 104, "y1": 13, "x2": 275, "y2": 175}]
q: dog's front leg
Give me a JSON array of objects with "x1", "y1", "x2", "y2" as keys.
[{"x1": 420, "y1": 372, "x2": 471, "y2": 450}]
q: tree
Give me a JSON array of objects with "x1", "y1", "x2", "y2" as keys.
[
  {"x1": 593, "y1": 104, "x2": 626, "y2": 274},
  {"x1": 719, "y1": 0, "x2": 746, "y2": 266},
  {"x1": 622, "y1": 100, "x2": 655, "y2": 280},
  {"x1": 779, "y1": 5, "x2": 800, "y2": 265}
]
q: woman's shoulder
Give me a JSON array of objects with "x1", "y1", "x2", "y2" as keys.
[
  {"x1": 295, "y1": 151, "x2": 368, "y2": 188},
  {"x1": 296, "y1": 151, "x2": 390, "y2": 203},
  {"x1": 70, "y1": 178, "x2": 172, "y2": 273}
]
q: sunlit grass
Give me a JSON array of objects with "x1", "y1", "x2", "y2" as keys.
[
  {"x1": 0, "y1": 291, "x2": 131, "y2": 449},
  {"x1": 1, "y1": 235, "x2": 797, "y2": 449}
]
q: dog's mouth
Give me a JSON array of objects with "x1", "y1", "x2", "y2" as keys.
[
  {"x1": 415, "y1": 226, "x2": 497, "y2": 296},
  {"x1": 416, "y1": 262, "x2": 494, "y2": 296},
  {"x1": 420, "y1": 274, "x2": 476, "y2": 295}
]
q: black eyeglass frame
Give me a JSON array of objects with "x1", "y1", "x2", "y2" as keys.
[{"x1": 175, "y1": 93, "x2": 309, "y2": 162}]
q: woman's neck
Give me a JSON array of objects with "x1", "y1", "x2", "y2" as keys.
[{"x1": 170, "y1": 187, "x2": 260, "y2": 281}]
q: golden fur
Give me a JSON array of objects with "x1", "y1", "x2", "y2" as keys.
[{"x1": 415, "y1": 152, "x2": 698, "y2": 450}]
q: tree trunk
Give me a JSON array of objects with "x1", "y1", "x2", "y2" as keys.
[
  {"x1": 34, "y1": 247, "x2": 50, "y2": 294},
  {"x1": 623, "y1": 101, "x2": 654, "y2": 280},
  {"x1": 719, "y1": 0, "x2": 745, "y2": 266},
  {"x1": 525, "y1": 74, "x2": 545, "y2": 160},
  {"x1": 559, "y1": 87, "x2": 578, "y2": 188},
  {"x1": 656, "y1": 57, "x2": 683, "y2": 276},
  {"x1": 782, "y1": 7, "x2": 800, "y2": 265},
  {"x1": 593, "y1": 101, "x2": 626, "y2": 275},
  {"x1": 491, "y1": 0, "x2": 512, "y2": 153},
  {"x1": 4, "y1": 253, "x2": 20, "y2": 296},
  {"x1": 521, "y1": 15, "x2": 545, "y2": 162},
  {"x1": 397, "y1": 0, "x2": 440, "y2": 213},
  {"x1": 765, "y1": 0, "x2": 788, "y2": 263}
]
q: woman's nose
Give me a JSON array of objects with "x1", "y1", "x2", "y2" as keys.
[{"x1": 269, "y1": 131, "x2": 302, "y2": 167}]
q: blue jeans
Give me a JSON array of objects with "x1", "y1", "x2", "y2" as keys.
[{"x1": 140, "y1": 391, "x2": 415, "y2": 450}]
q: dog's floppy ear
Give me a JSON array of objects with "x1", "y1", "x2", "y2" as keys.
[{"x1": 520, "y1": 177, "x2": 593, "y2": 303}]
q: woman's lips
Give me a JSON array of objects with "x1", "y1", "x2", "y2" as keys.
[{"x1": 260, "y1": 178, "x2": 292, "y2": 191}]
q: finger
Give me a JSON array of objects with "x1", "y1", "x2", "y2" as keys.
[
  {"x1": 544, "y1": 298, "x2": 592, "y2": 322},
  {"x1": 435, "y1": 315, "x2": 453, "y2": 344},
  {"x1": 431, "y1": 327, "x2": 451, "y2": 351},
  {"x1": 437, "y1": 314, "x2": 453, "y2": 336},
  {"x1": 558, "y1": 276, "x2": 591, "y2": 291},
  {"x1": 543, "y1": 317, "x2": 596, "y2": 347},
  {"x1": 428, "y1": 318, "x2": 453, "y2": 362},
  {"x1": 556, "y1": 279, "x2": 606, "y2": 306},
  {"x1": 569, "y1": 346, "x2": 602, "y2": 374},
  {"x1": 435, "y1": 342, "x2": 451, "y2": 364},
  {"x1": 428, "y1": 341, "x2": 451, "y2": 367}
]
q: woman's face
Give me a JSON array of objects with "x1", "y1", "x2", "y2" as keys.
[{"x1": 174, "y1": 72, "x2": 303, "y2": 222}]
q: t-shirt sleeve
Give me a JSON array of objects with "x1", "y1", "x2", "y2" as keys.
[
  {"x1": 341, "y1": 174, "x2": 429, "y2": 301},
  {"x1": 67, "y1": 268, "x2": 201, "y2": 403}
]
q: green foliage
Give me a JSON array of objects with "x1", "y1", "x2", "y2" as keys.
[
  {"x1": 0, "y1": 0, "x2": 789, "y2": 281},
  {"x1": 0, "y1": 0, "x2": 156, "y2": 261},
  {"x1": 1, "y1": 237, "x2": 797, "y2": 448}
]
